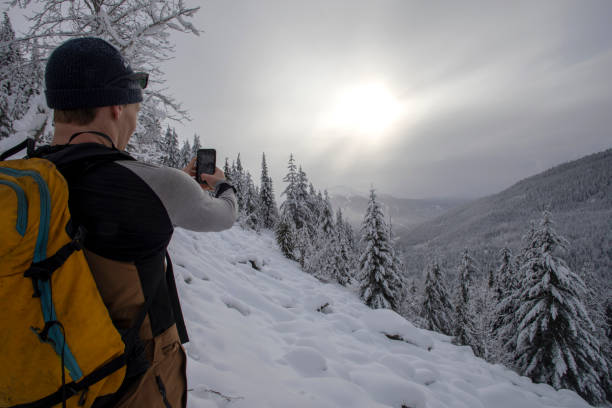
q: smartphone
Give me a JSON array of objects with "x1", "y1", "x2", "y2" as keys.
[{"x1": 195, "y1": 148, "x2": 216, "y2": 183}]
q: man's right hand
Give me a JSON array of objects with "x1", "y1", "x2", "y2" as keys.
[
  {"x1": 183, "y1": 158, "x2": 226, "y2": 191},
  {"x1": 199, "y1": 167, "x2": 226, "y2": 191}
]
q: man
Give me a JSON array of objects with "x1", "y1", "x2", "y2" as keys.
[{"x1": 42, "y1": 37, "x2": 237, "y2": 407}]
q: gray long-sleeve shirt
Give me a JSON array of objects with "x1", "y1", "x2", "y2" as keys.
[{"x1": 118, "y1": 160, "x2": 237, "y2": 232}]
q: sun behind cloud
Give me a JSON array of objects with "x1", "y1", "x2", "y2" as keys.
[{"x1": 322, "y1": 82, "x2": 404, "y2": 142}]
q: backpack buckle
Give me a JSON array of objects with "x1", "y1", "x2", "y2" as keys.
[{"x1": 72, "y1": 226, "x2": 87, "y2": 250}]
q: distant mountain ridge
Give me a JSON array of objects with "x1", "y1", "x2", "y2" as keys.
[
  {"x1": 399, "y1": 148, "x2": 612, "y2": 280},
  {"x1": 329, "y1": 189, "x2": 470, "y2": 231}
]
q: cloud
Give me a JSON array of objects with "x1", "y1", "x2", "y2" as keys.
[{"x1": 163, "y1": 0, "x2": 612, "y2": 198}]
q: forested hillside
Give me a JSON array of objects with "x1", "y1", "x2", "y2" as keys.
[{"x1": 400, "y1": 148, "x2": 612, "y2": 282}]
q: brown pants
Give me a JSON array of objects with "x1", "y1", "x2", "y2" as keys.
[{"x1": 115, "y1": 325, "x2": 187, "y2": 408}]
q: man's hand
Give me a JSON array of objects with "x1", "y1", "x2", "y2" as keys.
[
  {"x1": 199, "y1": 167, "x2": 226, "y2": 191},
  {"x1": 183, "y1": 157, "x2": 226, "y2": 191}
]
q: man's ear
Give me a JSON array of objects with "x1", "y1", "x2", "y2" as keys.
[{"x1": 109, "y1": 105, "x2": 124, "y2": 120}]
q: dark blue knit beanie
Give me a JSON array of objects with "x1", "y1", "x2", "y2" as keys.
[{"x1": 45, "y1": 37, "x2": 143, "y2": 109}]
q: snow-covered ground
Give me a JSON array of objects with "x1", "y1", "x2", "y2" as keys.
[{"x1": 169, "y1": 226, "x2": 591, "y2": 408}]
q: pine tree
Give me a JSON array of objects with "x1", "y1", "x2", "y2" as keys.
[
  {"x1": 241, "y1": 171, "x2": 260, "y2": 231},
  {"x1": 472, "y1": 269, "x2": 497, "y2": 359},
  {"x1": 295, "y1": 166, "x2": 312, "y2": 230},
  {"x1": 492, "y1": 247, "x2": 519, "y2": 364},
  {"x1": 233, "y1": 153, "x2": 246, "y2": 212},
  {"x1": 276, "y1": 213, "x2": 296, "y2": 261},
  {"x1": 178, "y1": 139, "x2": 191, "y2": 168},
  {"x1": 318, "y1": 191, "x2": 335, "y2": 235},
  {"x1": 513, "y1": 211, "x2": 607, "y2": 404},
  {"x1": 341, "y1": 216, "x2": 358, "y2": 267},
  {"x1": 387, "y1": 216, "x2": 406, "y2": 305},
  {"x1": 495, "y1": 247, "x2": 515, "y2": 302},
  {"x1": 160, "y1": 126, "x2": 180, "y2": 168},
  {"x1": 307, "y1": 183, "x2": 322, "y2": 228},
  {"x1": 279, "y1": 154, "x2": 310, "y2": 232},
  {"x1": 421, "y1": 261, "x2": 454, "y2": 335},
  {"x1": 191, "y1": 134, "x2": 202, "y2": 156},
  {"x1": 358, "y1": 189, "x2": 403, "y2": 311},
  {"x1": 223, "y1": 158, "x2": 233, "y2": 184},
  {"x1": 294, "y1": 225, "x2": 312, "y2": 269},
  {"x1": 308, "y1": 192, "x2": 337, "y2": 281},
  {"x1": 579, "y1": 262, "x2": 612, "y2": 400},
  {"x1": 331, "y1": 208, "x2": 353, "y2": 286},
  {"x1": 453, "y1": 249, "x2": 479, "y2": 352},
  {"x1": 259, "y1": 153, "x2": 278, "y2": 229}
]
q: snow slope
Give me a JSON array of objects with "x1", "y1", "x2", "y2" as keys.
[{"x1": 169, "y1": 226, "x2": 591, "y2": 408}]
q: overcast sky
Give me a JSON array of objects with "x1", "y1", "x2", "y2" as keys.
[{"x1": 9, "y1": 1, "x2": 612, "y2": 199}]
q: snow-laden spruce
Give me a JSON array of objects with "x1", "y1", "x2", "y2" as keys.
[
  {"x1": 421, "y1": 261, "x2": 454, "y2": 336},
  {"x1": 513, "y1": 211, "x2": 608, "y2": 404},
  {"x1": 492, "y1": 247, "x2": 519, "y2": 365},
  {"x1": 358, "y1": 189, "x2": 404, "y2": 312},
  {"x1": 452, "y1": 249, "x2": 479, "y2": 351},
  {"x1": 258, "y1": 153, "x2": 279, "y2": 230},
  {"x1": 160, "y1": 125, "x2": 181, "y2": 168},
  {"x1": 278, "y1": 154, "x2": 311, "y2": 238}
]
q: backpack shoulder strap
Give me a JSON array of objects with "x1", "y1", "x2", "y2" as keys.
[
  {"x1": 0, "y1": 138, "x2": 36, "y2": 161},
  {"x1": 39, "y1": 143, "x2": 136, "y2": 182}
]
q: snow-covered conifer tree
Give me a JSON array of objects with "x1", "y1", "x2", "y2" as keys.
[
  {"x1": 233, "y1": 153, "x2": 247, "y2": 212},
  {"x1": 259, "y1": 153, "x2": 278, "y2": 229},
  {"x1": 491, "y1": 247, "x2": 520, "y2": 363},
  {"x1": 494, "y1": 247, "x2": 515, "y2": 302},
  {"x1": 387, "y1": 216, "x2": 406, "y2": 303},
  {"x1": 308, "y1": 191, "x2": 337, "y2": 281},
  {"x1": 358, "y1": 188, "x2": 403, "y2": 311},
  {"x1": 241, "y1": 171, "x2": 261, "y2": 231},
  {"x1": 275, "y1": 213, "x2": 296, "y2": 261},
  {"x1": 331, "y1": 208, "x2": 353, "y2": 286},
  {"x1": 578, "y1": 262, "x2": 612, "y2": 399},
  {"x1": 279, "y1": 154, "x2": 310, "y2": 232},
  {"x1": 295, "y1": 166, "x2": 312, "y2": 230},
  {"x1": 223, "y1": 158, "x2": 233, "y2": 184},
  {"x1": 472, "y1": 269, "x2": 497, "y2": 360},
  {"x1": 178, "y1": 139, "x2": 191, "y2": 168},
  {"x1": 512, "y1": 212, "x2": 608, "y2": 404},
  {"x1": 421, "y1": 261, "x2": 454, "y2": 335},
  {"x1": 318, "y1": 191, "x2": 335, "y2": 235},
  {"x1": 160, "y1": 126, "x2": 180, "y2": 168},
  {"x1": 402, "y1": 278, "x2": 425, "y2": 326},
  {"x1": 453, "y1": 249, "x2": 479, "y2": 352},
  {"x1": 294, "y1": 225, "x2": 314, "y2": 270},
  {"x1": 277, "y1": 154, "x2": 298, "y2": 258},
  {"x1": 307, "y1": 183, "x2": 322, "y2": 229},
  {"x1": 191, "y1": 134, "x2": 201, "y2": 156},
  {"x1": 341, "y1": 216, "x2": 358, "y2": 266}
]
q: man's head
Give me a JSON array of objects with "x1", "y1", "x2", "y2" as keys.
[{"x1": 45, "y1": 37, "x2": 148, "y2": 149}]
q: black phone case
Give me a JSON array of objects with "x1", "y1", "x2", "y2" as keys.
[{"x1": 196, "y1": 149, "x2": 216, "y2": 183}]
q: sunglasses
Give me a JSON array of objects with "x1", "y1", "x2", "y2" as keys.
[{"x1": 105, "y1": 72, "x2": 149, "y2": 89}]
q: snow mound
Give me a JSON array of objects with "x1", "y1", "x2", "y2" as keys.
[
  {"x1": 169, "y1": 226, "x2": 591, "y2": 408},
  {"x1": 362, "y1": 308, "x2": 433, "y2": 351}
]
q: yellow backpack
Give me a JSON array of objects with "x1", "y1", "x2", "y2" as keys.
[{"x1": 0, "y1": 140, "x2": 144, "y2": 408}]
